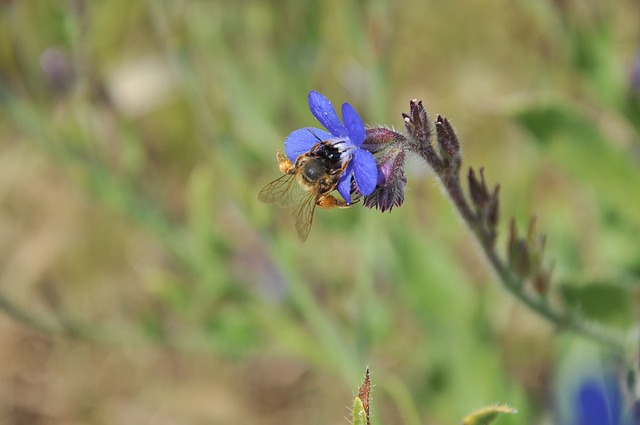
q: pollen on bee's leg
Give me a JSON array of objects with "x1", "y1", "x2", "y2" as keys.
[
  {"x1": 317, "y1": 194, "x2": 350, "y2": 209},
  {"x1": 276, "y1": 151, "x2": 295, "y2": 174}
]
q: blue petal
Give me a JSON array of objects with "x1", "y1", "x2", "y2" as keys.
[
  {"x1": 336, "y1": 161, "x2": 354, "y2": 203},
  {"x1": 284, "y1": 127, "x2": 332, "y2": 162},
  {"x1": 308, "y1": 91, "x2": 347, "y2": 137},
  {"x1": 575, "y1": 379, "x2": 620, "y2": 425},
  {"x1": 342, "y1": 102, "x2": 365, "y2": 146},
  {"x1": 352, "y1": 149, "x2": 377, "y2": 196}
]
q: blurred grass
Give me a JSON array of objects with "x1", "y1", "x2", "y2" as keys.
[{"x1": 1, "y1": 0, "x2": 639, "y2": 424}]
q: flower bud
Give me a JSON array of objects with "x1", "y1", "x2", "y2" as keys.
[
  {"x1": 361, "y1": 127, "x2": 404, "y2": 153},
  {"x1": 359, "y1": 128, "x2": 408, "y2": 212},
  {"x1": 435, "y1": 115, "x2": 461, "y2": 174}
]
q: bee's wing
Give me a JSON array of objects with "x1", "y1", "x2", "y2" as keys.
[
  {"x1": 258, "y1": 172, "x2": 320, "y2": 242},
  {"x1": 292, "y1": 189, "x2": 318, "y2": 242},
  {"x1": 257, "y1": 173, "x2": 299, "y2": 208}
]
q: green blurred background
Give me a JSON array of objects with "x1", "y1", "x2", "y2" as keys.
[{"x1": 1, "y1": 1, "x2": 639, "y2": 424}]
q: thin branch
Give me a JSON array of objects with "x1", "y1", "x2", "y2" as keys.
[{"x1": 0, "y1": 291, "x2": 57, "y2": 334}]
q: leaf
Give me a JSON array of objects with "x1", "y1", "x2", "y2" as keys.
[
  {"x1": 559, "y1": 281, "x2": 635, "y2": 328},
  {"x1": 462, "y1": 405, "x2": 517, "y2": 425},
  {"x1": 352, "y1": 397, "x2": 368, "y2": 425}
]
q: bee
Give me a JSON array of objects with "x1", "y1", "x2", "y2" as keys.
[{"x1": 258, "y1": 136, "x2": 352, "y2": 241}]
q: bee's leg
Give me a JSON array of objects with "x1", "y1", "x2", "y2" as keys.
[
  {"x1": 339, "y1": 159, "x2": 350, "y2": 173},
  {"x1": 276, "y1": 152, "x2": 295, "y2": 174},
  {"x1": 317, "y1": 194, "x2": 351, "y2": 209}
]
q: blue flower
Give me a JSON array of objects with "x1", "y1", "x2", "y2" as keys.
[
  {"x1": 284, "y1": 91, "x2": 378, "y2": 203},
  {"x1": 573, "y1": 375, "x2": 633, "y2": 425}
]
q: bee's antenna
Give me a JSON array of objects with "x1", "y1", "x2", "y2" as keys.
[
  {"x1": 306, "y1": 128, "x2": 347, "y2": 150},
  {"x1": 306, "y1": 128, "x2": 323, "y2": 142}
]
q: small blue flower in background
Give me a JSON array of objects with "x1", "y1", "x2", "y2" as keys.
[
  {"x1": 284, "y1": 91, "x2": 378, "y2": 203},
  {"x1": 573, "y1": 375, "x2": 633, "y2": 425}
]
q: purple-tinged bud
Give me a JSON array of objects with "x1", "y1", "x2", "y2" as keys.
[
  {"x1": 39, "y1": 47, "x2": 75, "y2": 94},
  {"x1": 468, "y1": 167, "x2": 490, "y2": 209},
  {"x1": 468, "y1": 167, "x2": 500, "y2": 243},
  {"x1": 507, "y1": 218, "x2": 531, "y2": 280},
  {"x1": 362, "y1": 127, "x2": 406, "y2": 153},
  {"x1": 487, "y1": 185, "x2": 500, "y2": 230},
  {"x1": 435, "y1": 115, "x2": 461, "y2": 174},
  {"x1": 403, "y1": 100, "x2": 442, "y2": 171},
  {"x1": 358, "y1": 127, "x2": 408, "y2": 212},
  {"x1": 403, "y1": 99, "x2": 431, "y2": 144},
  {"x1": 363, "y1": 148, "x2": 407, "y2": 212}
]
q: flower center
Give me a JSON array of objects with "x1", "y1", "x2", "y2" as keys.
[{"x1": 328, "y1": 137, "x2": 355, "y2": 164}]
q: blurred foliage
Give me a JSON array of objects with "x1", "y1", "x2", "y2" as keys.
[
  {"x1": 559, "y1": 281, "x2": 635, "y2": 328},
  {"x1": 0, "y1": 0, "x2": 639, "y2": 424}
]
